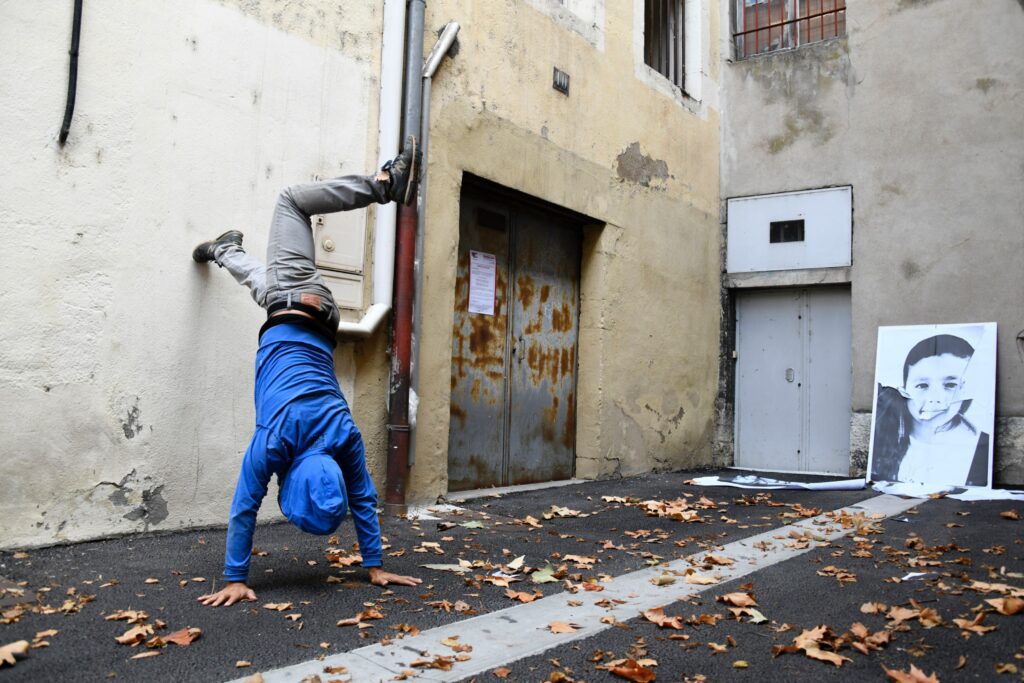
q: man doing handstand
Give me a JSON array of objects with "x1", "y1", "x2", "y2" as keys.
[{"x1": 195, "y1": 140, "x2": 422, "y2": 607}]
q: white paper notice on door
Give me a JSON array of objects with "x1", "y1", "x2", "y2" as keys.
[{"x1": 468, "y1": 250, "x2": 496, "y2": 315}]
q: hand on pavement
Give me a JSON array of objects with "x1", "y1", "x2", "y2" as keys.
[
  {"x1": 368, "y1": 567, "x2": 422, "y2": 587},
  {"x1": 197, "y1": 581, "x2": 257, "y2": 607}
]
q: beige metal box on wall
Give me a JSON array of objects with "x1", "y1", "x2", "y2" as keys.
[
  {"x1": 314, "y1": 211, "x2": 367, "y2": 310},
  {"x1": 726, "y1": 186, "x2": 852, "y2": 273}
]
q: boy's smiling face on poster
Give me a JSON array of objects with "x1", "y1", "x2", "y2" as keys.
[{"x1": 899, "y1": 353, "x2": 971, "y2": 424}]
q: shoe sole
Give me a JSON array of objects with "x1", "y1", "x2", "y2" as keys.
[
  {"x1": 403, "y1": 136, "x2": 419, "y2": 206},
  {"x1": 192, "y1": 231, "x2": 243, "y2": 262}
]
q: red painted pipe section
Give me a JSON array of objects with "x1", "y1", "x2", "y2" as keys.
[{"x1": 385, "y1": 200, "x2": 417, "y2": 510}]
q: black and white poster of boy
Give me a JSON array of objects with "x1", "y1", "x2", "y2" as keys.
[{"x1": 868, "y1": 323, "x2": 996, "y2": 488}]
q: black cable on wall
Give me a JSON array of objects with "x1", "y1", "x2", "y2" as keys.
[{"x1": 59, "y1": 0, "x2": 83, "y2": 146}]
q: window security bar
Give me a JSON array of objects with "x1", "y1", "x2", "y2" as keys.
[
  {"x1": 645, "y1": 0, "x2": 685, "y2": 90},
  {"x1": 734, "y1": 0, "x2": 846, "y2": 59}
]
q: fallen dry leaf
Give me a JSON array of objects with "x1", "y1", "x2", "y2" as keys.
[
  {"x1": 917, "y1": 607, "x2": 943, "y2": 629},
  {"x1": 531, "y1": 563, "x2": 562, "y2": 585},
  {"x1": 717, "y1": 591, "x2": 757, "y2": 607},
  {"x1": 242, "y1": 673, "x2": 266, "y2": 683},
  {"x1": 504, "y1": 589, "x2": 539, "y2": 603},
  {"x1": 816, "y1": 565, "x2": 857, "y2": 584},
  {"x1": 440, "y1": 636, "x2": 472, "y2": 653},
  {"x1": 683, "y1": 573, "x2": 719, "y2": 585},
  {"x1": 160, "y1": 627, "x2": 202, "y2": 647},
  {"x1": 505, "y1": 555, "x2": 525, "y2": 571},
  {"x1": 130, "y1": 650, "x2": 162, "y2": 660},
  {"x1": 563, "y1": 554, "x2": 597, "y2": 568},
  {"x1": 549, "y1": 621, "x2": 579, "y2": 634},
  {"x1": 410, "y1": 654, "x2": 455, "y2": 670},
  {"x1": 336, "y1": 608, "x2": 385, "y2": 627},
  {"x1": 323, "y1": 665, "x2": 348, "y2": 674},
  {"x1": 543, "y1": 505, "x2": 583, "y2": 519},
  {"x1": 887, "y1": 605, "x2": 917, "y2": 623},
  {"x1": 882, "y1": 663, "x2": 940, "y2": 682},
  {"x1": 986, "y1": 597, "x2": 1024, "y2": 615},
  {"x1": 236, "y1": 660, "x2": 252, "y2": 668},
  {"x1": 729, "y1": 607, "x2": 768, "y2": 624},
  {"x1": 733, "y1": 660, "x2": 749, "y2": 668},
  {"x1": 860, "y1": 601, "x2": 887, "y2": 614},
  {"x1": 642, "y1": 607, "x2": 684, "y2": 629},
  {"x1": 703, "y1": 553, "x2": 734, "y2": 566},
  {"x1": 995, "y1": 663, "x2": 1018, "y2": 674},
  {"x1": 493, "y1": 666, "x2": 512, "y2": 678},
  {"x1": 608, "y1": 658, "x2": 656, "y2": 682},
  {"x1": 105, "y1": 610, "x2": 149, "y2": 624},
  {"x1": 115, "y1": 624, "x2": 155, "y2": 646},
  {"x1": 650, "y1": 573, "x2": 676, "y2": 587},
  {"x1": 953, "y1": 612, "x2": 996, "y2": 636},
  {"x1": 143, "y1": 578, "x2": 160, "y2": 585},
  {"x1": 263, "y1": 602, "x2": 293, "y2": 612},
  {"x1": 0, "y1": 641, "x2": 29, "y2": 667},
  {"x1": 773, "y1": 625, "x2": 851, "y2": 668},
  {"x1": 999, "y1": 510, "x2": 1019, "y2": 520}
]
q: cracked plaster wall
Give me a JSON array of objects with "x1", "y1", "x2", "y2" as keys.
[
  {"x1": 720, "y1": 0, "x2": 1024, "y2": 483},
  {"x1": 0, "y1": 0, "x2": 382, "y2": 548}
]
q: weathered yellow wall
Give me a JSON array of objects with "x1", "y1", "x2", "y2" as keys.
[{"x1": 402, "y1": 0, "x2": 723, "y2": 500}]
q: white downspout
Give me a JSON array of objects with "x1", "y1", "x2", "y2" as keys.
[{"x1": 337, "y1": 0, "x2": 406, "y2": 337}]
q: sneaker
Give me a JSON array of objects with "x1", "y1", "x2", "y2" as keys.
[
  {"x1": 379, "y1": 136, "x2": 420, "y2": 205},
  {"x1": 192, "y1": 230, "x2": 244, "y2": 263}
]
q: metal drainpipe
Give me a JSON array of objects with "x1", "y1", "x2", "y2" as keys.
[
  {"x1": 408, "y1": 22, "x2": 461, "y2": 469},
  {"x1": 58, "y1": 0, "x2": 84, "y2": 145},
  {"x1": 336, "y1": 0, "x2": 407, "y2": 339},
  {"x1": 384, "y1": 0, "x2": 426, "y2": 515}
]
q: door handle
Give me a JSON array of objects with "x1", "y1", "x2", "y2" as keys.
[{"x1": 785, "y1": 368, "x2": 794, "y2": 382}]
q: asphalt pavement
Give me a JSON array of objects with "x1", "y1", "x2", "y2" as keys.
[{"x1": 1, "y1": 470, "x2": 1021, "y2": 682}]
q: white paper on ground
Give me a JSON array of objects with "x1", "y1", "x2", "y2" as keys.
[
  {"x1": 872, "y1": 480, "x2": 1024, "y2": 501},
  {"x1": 947, "y1": 487, "x2": 1024, "y2": 501},
  {"x1": 690, "y1": 474, "x2": 1023, "y2": 501},
  {"x1": 688, "y1": 474, "x2": 866, "y2": 491}
]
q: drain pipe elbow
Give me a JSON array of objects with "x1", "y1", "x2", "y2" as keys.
[
  {"x1": 336, "y1": 303, "x2": 391, "y2": 338},
  {"x1": 423, "y1": 22, "x2": 460, "y2": 79}
]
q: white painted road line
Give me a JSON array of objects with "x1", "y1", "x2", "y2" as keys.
[{"x1": 227, "y1": 494, "x2": 924, "y2": 683}]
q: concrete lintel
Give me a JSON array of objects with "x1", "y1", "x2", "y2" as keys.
[{"x1": 725, "y1": 266, "x2": 851, "y2": 289}]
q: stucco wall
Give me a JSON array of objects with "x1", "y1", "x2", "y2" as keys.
[
  {"x1": 719, "y1": 0, "x2": 1024, "y2": 481},
  {"x1": 407, "y1": 0, "x2": 723, "y2": 500},
  {"x1": 0, "y1": 0, "x2": 382, "y2": 548}
]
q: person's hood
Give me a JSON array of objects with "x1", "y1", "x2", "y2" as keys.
[{"x1": 279, "y1": 452, "x2": 347, "y2": 535}]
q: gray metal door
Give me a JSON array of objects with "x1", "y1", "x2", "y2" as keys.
[
  {"x1": 448, "y1": 193, "x2": 580, "y2": 491},
  {"x1": 735, "y1": 287, "x2": 851, "y2": 474},
  {"x1": 507, "y1": 209, "x2": 579, "y2": 485}
]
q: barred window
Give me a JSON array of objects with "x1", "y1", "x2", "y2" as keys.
[
  {"x1": 734, "y1": 0, "x2": 846, "y2": 59},
  {"x1": 644, "y1": 0, "x2": 686, "y2": 90}
]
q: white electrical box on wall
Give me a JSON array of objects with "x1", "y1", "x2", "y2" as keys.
[
  {"x1": 726, "y1": 186, "x2": 852, "y2": 274},
  {"x1": 314, "y1": 210, "x2": 366, "y2": 309},
  {"x1": 322, "y1": 271, "x2": 363, "y2": 310}
]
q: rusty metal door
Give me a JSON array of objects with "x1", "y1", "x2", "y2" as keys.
[
  {"x1": 448, "y1": 192, "x2": 581, "y2": 491},
  {"x1": 506, "y1": 209, "x2": 579, "y2": 485}
]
